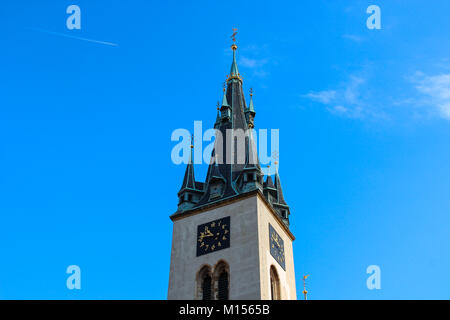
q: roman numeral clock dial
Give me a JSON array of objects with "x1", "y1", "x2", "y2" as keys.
[
  {"x1": 269, "y1": 224, "x2": 286, "y2": 270},
  {"x1": 196, "y1": 217, "x2": 230, "y2": 257}
]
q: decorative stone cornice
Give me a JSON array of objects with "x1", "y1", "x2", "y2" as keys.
[{"x1": 170, "y1": 189, "x2": 295, "y2": 241}]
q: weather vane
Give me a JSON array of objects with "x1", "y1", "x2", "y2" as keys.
[
  {"x1": 231, "y1": 28, "x2": 238, "y2": 43},
  {"x1": 302, "y1": 275, "x2": 310, "y2": 300}
]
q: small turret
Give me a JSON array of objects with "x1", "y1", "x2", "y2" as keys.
[
  {"x1": 272, "y1": 162, "x2": 290, "y2": 225},
  {"x1": 263, "y1": 162, "x2": 290, "y2": 226},
  {"x1": 245, "y1": 88, "x2": 256, "y2": 128},
  {"x1": 177, "y1": 137, "x2": 203, "y2": 212},
  {"x1": 220, "y1": 83, "x2": 231, "y2": 121},
  {"x1": 214, "y1": 102, "x2": 221, "y2": 129}
]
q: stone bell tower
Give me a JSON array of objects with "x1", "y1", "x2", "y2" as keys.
[{"x1": 167, "y1": 39, "x2": 296, "y2": 300}]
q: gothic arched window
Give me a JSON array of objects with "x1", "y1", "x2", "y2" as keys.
[
  {"x1": 197, "y1": 265, "x2": 212, "y2": 300},
  {"x1": 213, "y1": 260, "x2": 229, "y2": 300},
  {"x1": 218, "y1": 271, "x2": 229, "y2": 300},
  {"x1": 270, "y1": 265, "x2": 281, "y2": 300},
  {"x1": 202, "y1": 275, "x2": 212, "y2": 300}
]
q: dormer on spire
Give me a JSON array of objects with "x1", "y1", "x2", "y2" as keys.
[
  {"x1": 263, "y1": 167, "x2": 277, "y2": 202},
  {"x1": 206, "y1": 153, "x2": 227, "y2": 201},
  {"x1": 264, "y1": 171, "x2": 276, "y2": 191}
]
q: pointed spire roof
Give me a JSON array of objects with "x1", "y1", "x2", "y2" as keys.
[
  {"x1": 230, "y1": 44, "x2": 239, "y2": 76},
  {"x1": 221, "y1": 83, "x2": 229, "y2": 107},
  {"x1": 274, "y1": 163, "x2": 287, "y2": 205},
  {"x1": 227, "y1": 44, "x2": 242, "y2": 83},
  {"x1": 266, "y1": 174, "x2": 275, "y2": 189},
  {"x1": 246, "y1": 88, "x2": 255, "y2": 113},
  {"x1": 172, "y1": 35, "x2": 291, "y2": 229},
  {"x1": 215, "y1": 102, "x2": 221, "y2": 127},
  {"x1": 179, "y1": 137, "x2": 196, "y2": 191},
  {"x1": 193, "y1": 34, "x2": 265, "y2": 208}
]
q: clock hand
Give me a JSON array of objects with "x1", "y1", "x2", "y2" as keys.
[
  {"x1": 275, "y1": 237, "x2": 281, "y2": 247},
  {"x1": 202, "y1": 227, "x2": 214, "y2": 237}
]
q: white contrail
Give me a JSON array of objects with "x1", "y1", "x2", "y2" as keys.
[{"x1": 27, "y1": 27, "x2": 118, "y2": 47}]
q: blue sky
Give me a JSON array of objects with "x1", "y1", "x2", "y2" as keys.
[{"x1": 1, "y1": 0, "x2": 449, "y2": 299}]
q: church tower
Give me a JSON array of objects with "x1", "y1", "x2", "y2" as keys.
[{"x1": 168, "y1": 40, "x2": 296, "y2": 300}]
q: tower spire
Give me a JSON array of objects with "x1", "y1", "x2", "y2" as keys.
[
  {"x1": 228, "y1": 28, "x2": 241, "y2": 82},
  {"x1": 230, "y1": 44, "x2": 239, "y2": 77},
  {"x1": 174, "y1": 33, "x2": 289, "y2": 229}
]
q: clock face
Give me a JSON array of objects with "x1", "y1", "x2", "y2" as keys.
[
  {"x1": 269, "y1": 224, "x2": 286, "y2": 270},
  {"x1": 196, "y1": 216, "x2": 230, "y2": 257}
]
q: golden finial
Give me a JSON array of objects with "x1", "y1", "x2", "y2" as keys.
[
  {"x1": 223, "y1": 82, "x2": 227, "y2": 92},
  {"x1": 250, "y1": 88, "x2": 253, "y2": 97},
  {"x1": 216, "y1": 101, "x2": 220, "y2": 110},
  {"x1": 231, "y1": 28, "x2": 238, "y2": 50},
  {"x1": 302, "y1": 275, "x2": 309, "y2": 300},
  {"x1": 272, "y1": 151, "x2": 279, "y2": 167},
  {"x1": 190, "y1": 134, "x2": 194, "y2": 149}
]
